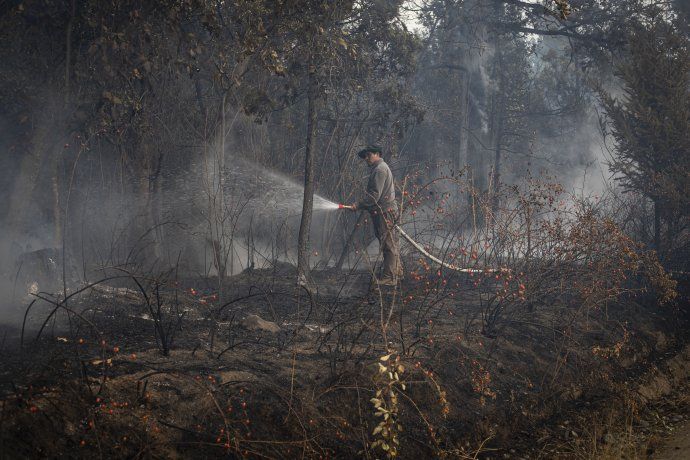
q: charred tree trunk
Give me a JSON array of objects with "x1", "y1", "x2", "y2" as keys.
[
  {"x1": 126, "y1": 140, "x2": 162, "y2": 267},
  {"x1": 487, "y1": 2, "x2": 506, "y2": 227},
  {"x1": 297, "y1": 69, "x2": 318, "y2": 286},
  {"x1": 490, "y1": 112, "x2": 504, "y2": 220},
  {"x1": 8, "y1": 125, "x2": 48, "y2": 236},
  {"x1": 464, "y1": 1, "x2": 491, "y2": 229},
  {"x1": 52, "y1": 157, "x2": 62, "y2": 248},
  {"x1": 54, "y1": 0, "x2": 76, "y2": 249},
  {"x1": 64, "y1": 0, "x2": 75, "y2": 104},
  {"x1": 7, "y1": 104, "x2": 67, "y2": 248},
  {"x1": 654, "y1": 198, "x2": 662, "y2": 256},
  {"x1": 490, "y1": 51, "x2": 505, "y2": 222},
  {"x1": 458, "y1": 72, "x2": 471, "y2": 173},
  {"x1": 8, "y1": 0, "x2": 74, "y2": 246}
]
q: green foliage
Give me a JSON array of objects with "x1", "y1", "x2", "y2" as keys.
[
  {"x1": 224, "y1": 0, "x2": 419, "y2": 119},
  {"x1": 602, "y1": 18, "x2": 690, "y2": 258}
]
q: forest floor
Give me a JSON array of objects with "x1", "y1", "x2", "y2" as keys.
[
  {"x1": 653, "y1": 419, "x2": 690, "y2": 460},
  {"x1": 0, "y1": 262, "x2": 688, "y2": 458}
]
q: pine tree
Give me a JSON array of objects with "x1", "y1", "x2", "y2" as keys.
[{"x1": 603, "y1": 19, "x2": 690, "y2": 261}]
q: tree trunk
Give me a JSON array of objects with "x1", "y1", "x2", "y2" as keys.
[
  {"x1": 7, "y1": 125, "x2": 49, "y2": 236},
  {"x1": 297, "y1": 70, "x2": 318, "y2": 286},
  {"x1": 7, "y1": 0, "x2": 74, "y2": 246},
  {"x1": 490, "y1": 61, "x2": 505, "y2": 222},
  {"x1": 54, "y1": 0, "x2": 76, "y2": 249},
  {"x1": 490, "y1": 112, "x2": 504, "y2": 220},
  {"x1": 135, "y1": 171, "x2": 153, "y2": 259},
  {"x1": 654, "y1": 199, "x2": 662, "y2": 256},
  {"x1": 457, "y1": 70, "x2": 471, "y2": 174},
  {"x1": 52, "y1": 156, "x2": 62, "y2": 248}
]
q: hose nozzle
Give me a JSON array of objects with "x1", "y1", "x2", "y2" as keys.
[{"x1": 338, "y1": 204, "x2": 354, "y2": 210}]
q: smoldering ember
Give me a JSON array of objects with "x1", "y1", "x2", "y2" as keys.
[{"x1": 0, "y1": 1, "x2": 689, "y2": 458}]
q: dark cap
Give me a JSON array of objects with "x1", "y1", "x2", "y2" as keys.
[{"x1": 357, "y1": 145, "x2": 382, "y2": 158}]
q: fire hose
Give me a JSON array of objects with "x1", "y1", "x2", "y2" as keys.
[
  {"x1": 395, "y1": 225, "x2": 506, "y2": 274},
  {"x1": 338, "y1": 204, "x2": 505, "y2": 274}
]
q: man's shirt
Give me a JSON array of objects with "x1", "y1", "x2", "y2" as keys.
[{"x1": 358, "y1": 159, "x2": 395, "y2": 212}]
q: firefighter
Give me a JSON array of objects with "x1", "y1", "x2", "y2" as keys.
[{"x1": 349, "y1": 146, "x2": 403, "y2": 285}]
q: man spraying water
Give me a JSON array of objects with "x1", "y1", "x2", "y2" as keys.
[
  {"x1": 336, "y1": 148, "x2": 506, "y2": 277},
  {"x1": 345, "y1": 146, "x2": 403, "y2": 286}
]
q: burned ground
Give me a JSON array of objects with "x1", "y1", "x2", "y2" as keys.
[{"x1": 1, "y1": 260, "x2": 687, "y2": 459}]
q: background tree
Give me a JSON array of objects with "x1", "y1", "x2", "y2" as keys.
[{"x1": 602, "y1": 17, "x2": 690, "y2": 266}]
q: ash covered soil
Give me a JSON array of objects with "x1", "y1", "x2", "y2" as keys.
[{"x1": 1, "y1": 263, "x2": 688, "y2": 459}]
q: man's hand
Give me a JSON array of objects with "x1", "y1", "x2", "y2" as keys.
[{"x1": 350, "y1": 203, "x2": 358, "y2": 211}]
